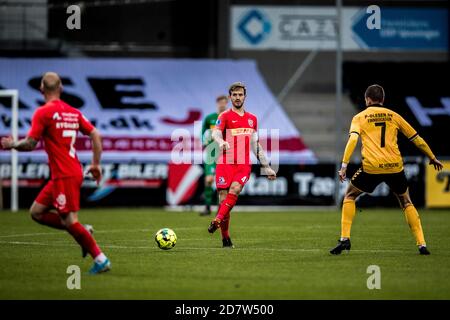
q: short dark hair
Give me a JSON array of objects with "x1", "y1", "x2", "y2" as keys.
[
  {"x1": 216, "y1": 95, "x2": 228, "y2": 103},
  {"x1": 365, "y1": 84, "x2": 385, "y2": 103},
  {"x1": 228, "y1": 82, "x2": 246, "y2": 95}
]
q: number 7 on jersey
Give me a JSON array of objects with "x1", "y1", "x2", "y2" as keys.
[
  {"x1": 63, "y1": 129, "x2": 77, "y2": 158},
  {"x1": 375, "y1": 122, "x2": 386, "y2": 148}
]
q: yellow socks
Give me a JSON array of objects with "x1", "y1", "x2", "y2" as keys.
[
  {"x1": 404, "y1": 205, "x2": 426, "y2": 246},
  {"x1": 341, "y1": 199, "x2": 356, "y2": 239},
  {"x1": 340, "y1": 199, "x2": 426, "y2": 246}
]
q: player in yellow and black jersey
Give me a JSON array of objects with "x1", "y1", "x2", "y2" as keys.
[{"x1": 330, "y1": 84, "x2": 443, "y2": 255}]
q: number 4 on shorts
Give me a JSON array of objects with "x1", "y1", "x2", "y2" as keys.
[{"x1": 241, "y1": 176, "x2": 247, "y2": 183}]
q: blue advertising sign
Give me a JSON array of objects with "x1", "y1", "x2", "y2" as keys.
[{"x1": 352, "y1": 8, "x2": 448, "y2": 50}]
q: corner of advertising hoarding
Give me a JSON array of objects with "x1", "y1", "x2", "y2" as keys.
[{"x1": 424, "y1": 156, "x2": 450, "y2": 210}]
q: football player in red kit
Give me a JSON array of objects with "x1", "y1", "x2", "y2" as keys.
[
  {"x1": 208, "y1": 82, "x2": 277, "y2": 247},
  {"x1": 1, "y1": 72, "x2": 110, "y2": 274}
]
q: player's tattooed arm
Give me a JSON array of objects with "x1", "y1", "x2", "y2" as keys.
[
  {"x1": 250, "y1": 132, "x2": 268, "y2": 167},
  {"x1": 251, "y1": 133, "x2": 276, "y2": 180},
  {"x1": 254, "y1": 142, "x2": 269, "y2": 168},
  {"x1": 212, "y1": 129, "x2": 230, "y2": 150},
  {"x1": 1, "y1": 136, "x2": 38, "y2": 151}
]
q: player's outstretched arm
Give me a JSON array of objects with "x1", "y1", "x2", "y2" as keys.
[
  {"x1": 212, "y1": 129, "x2": 229, "y2": 151},
  {"x1": 398, "y1": 115, "x2": 443, "y2": 171},
  {"x1": 1, "y1": 136, "x2": 38, "y2": 151},
  {"x1": 410, "y1": 135, "x2": 443, "y2": 171},
  {"x1": 87, "y1": 129, "x2": 103, "y2": 185},
  {"x1": 339, "y1": 133, "x2": 359, "y2": 182},
  {"x1": 250, "y1": 133, "x2": 276, "y2": 180}
]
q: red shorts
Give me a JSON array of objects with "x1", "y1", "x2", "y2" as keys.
[
  {"x1": 215, "y1": 164, "x2": 252, "y2": 189},
  {"x1": 35, "y1": 175, "x2": 83, "y2": 215}
]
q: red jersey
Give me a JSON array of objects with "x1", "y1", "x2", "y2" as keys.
[
  {"x1": 215, "y1": 109, "x2": 258, "y2": 165},
  {"x1": 27, "y1": 99, "x2": 95, "y2": 179}
]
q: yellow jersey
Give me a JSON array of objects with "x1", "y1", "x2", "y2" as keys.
[{"x1": 349, "y1": 104, "x2": 417, "y2": 174}]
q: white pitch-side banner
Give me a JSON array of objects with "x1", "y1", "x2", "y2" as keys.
[
  {"x1": 232, "y1": 6, "x2": 341, "y2": 50},
  {"x1": 0, "y1": 58, "x2": 315, "y2": 164}
]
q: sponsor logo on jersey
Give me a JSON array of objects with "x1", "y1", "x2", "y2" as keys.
[
  {"x1": 230, "y1": 128, "x2": 254, "y2": 135},
  {"x1": 56, "y1": 122, "x2": 80, "y2": 129},
  {"x1": 52, "y1": 112, "x2": 62, "y2": 121},
  {"x1": 379, "y1": 162, "x2": 400, "y2": 169},
  {"x1": 215, "y1": 119, "x2": 221, "y2": 125}
]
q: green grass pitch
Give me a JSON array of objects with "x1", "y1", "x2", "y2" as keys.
[{"x1": 0, "y1": 208, "x2": 449, "y2": 299}]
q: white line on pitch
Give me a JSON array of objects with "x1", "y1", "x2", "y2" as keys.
[
  {"x1": 0, "y1": 225, "x2": 304, "y2": 239},
  {"x1": 0, "y1": 240, "x2": 406, "y2": 253},
  {"x1": 0, "y1": 240, "x2": 321, "y2": 252},
  {"x1": 0, "y1": 227, "x2": 204, "y2": 238}
]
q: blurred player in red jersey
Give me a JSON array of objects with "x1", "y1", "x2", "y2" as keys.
[
  {"x1": 1, "y1": 72, "x2": 110, "y2": 274},
  {"x1": 208, "y1": 82, "x2": 276, "y2": 247}
]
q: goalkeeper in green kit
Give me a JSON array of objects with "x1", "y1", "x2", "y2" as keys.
[{"x1": 200, "y1": 95, "x2": 228, "y2": 216}]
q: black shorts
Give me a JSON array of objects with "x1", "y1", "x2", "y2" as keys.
[{"x1": 350, "y1": 168, "x2": 408, "y2": 194}]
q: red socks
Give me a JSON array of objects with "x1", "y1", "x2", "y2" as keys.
[
  {"x1": 32, "y1": 211, "x2": 102, "y2": 259},
  {"x1": 32, "y1": 212, "x2": 65, "y2": 230},
  {"x1": 67, "y1": 222, "x2": 102, "y2": 258},
  {"x1": 216, "y1": 193, "x2": 238, "y2": 239},
  {"x1": 216, "y1": 193, "x2": 238, "y2": 221},
  {"x1": 220, "y1": 216, "x2": 230, "y2": 239}
]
